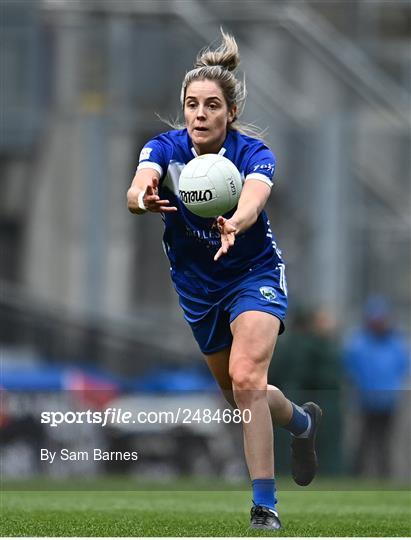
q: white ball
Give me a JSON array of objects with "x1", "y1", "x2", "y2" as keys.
[{"x1": 179, "y1": 154, "x2": 242, "y2": 218}]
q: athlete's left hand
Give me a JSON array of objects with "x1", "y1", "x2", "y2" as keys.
[{"x1": 214, "y1": 216, "x2": 237, "y2": 261}]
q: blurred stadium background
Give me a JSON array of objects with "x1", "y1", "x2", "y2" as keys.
[{"x1": 1, "y1": 0, "x2": 410, "y2": 487}]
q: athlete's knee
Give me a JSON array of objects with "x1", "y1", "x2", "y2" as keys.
[{"x1": 229, "y1": 363, "x2": 266, "y2": 393}]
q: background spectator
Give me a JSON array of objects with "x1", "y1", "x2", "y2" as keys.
[{"x1": 342, "y1": 295, "x2": 409, "y2": 478}]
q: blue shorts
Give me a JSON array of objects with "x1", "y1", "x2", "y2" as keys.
[{"x1": 176, "y1": 265, "x2": 288, "y2": 355}]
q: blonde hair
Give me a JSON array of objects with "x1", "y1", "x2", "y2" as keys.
[{"x1": 160, "y1": 29, "x2": 266, "y2": 140}]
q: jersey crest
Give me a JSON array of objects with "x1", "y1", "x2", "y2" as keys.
[{"x1": 259, "y1": 286, "x2": 277, "y2": 302}]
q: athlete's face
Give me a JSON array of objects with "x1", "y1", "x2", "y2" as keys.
[{"x1": 184, "y1": 80, "x2": 237, "y2": 155}]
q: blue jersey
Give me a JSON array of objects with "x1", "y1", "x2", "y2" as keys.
[{"x1": 137, "y1": 128, "x2": 284, "y2": 297}]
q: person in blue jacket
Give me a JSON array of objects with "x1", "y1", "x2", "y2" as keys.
[
  {"x1": 343, "y1": 295, "x2": 409, "y2": 477},
  {"x1": 127, "y1": 29, "x2": 322, "y2": 530}
]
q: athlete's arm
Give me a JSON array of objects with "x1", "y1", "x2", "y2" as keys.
[
  {"x1": 230, "y1": 179, "x2": 271, "y2": 234},
  {"x1": 127, "y1": 168, "x2": 177, "y2": 214},
  {"x1": 214, "y1": 179, "x2": 271, "y2": 261}
]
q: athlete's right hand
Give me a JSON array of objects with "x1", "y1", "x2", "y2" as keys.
[{"x1": 142, "y1": 178, "x2": 177, "y2": 213}]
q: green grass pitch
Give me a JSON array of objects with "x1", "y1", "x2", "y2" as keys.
[{"x1": 1, "y1": 479, "x2": 410, "y2": 536}]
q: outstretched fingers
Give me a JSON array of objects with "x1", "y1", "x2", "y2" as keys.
[
  {"x1": 159, "y1": 203, "x2": 178, "y2": 212},
  {"x1": 143, "y1": 180, "x2": 177, "y2": 213},
  {"x1": 214, "y1": 216, "x2": 237, "y2": 261}
]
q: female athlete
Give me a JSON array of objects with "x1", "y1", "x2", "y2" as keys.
[{"x1": 127, "y1": 29, "x2": 321, "y2": 531}]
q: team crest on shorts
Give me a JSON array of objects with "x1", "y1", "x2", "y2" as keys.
[{"x1": 259, "y1": 286, "x2": 277, "y2": 302}]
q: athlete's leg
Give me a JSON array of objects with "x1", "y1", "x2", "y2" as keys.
[
  {"x1": 205, "y1": 348, "x2": 293, "y2": 422},
  {"x1": 228, "y1": 311, "x2": 319, "y2": 481},
  {"x1": 204, "y1": 346, "x2": 287, "y2": 483},
  {"x1": 228, "y1": 310, "x2": 281, "y2": 479},
  {"x1": 228, "y1": 310, "x2": 283, "y2": 527}
]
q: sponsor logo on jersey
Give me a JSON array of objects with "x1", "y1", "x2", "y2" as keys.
[
  {"x1": 184, "y1": 225, "x2": 220, "y2": 245},
  {"x1": 259, "y1": 286, "x2": 277, "y2": 302},
  {"x1": 252, "y1": 163, "x2": 275, "y2": 174},
  {"x1": 179, "y1": 189, "x2": 213, "y2": 203},
  {"x1": 139, "y1": 147, "x2": 153, "y2": 161}
]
